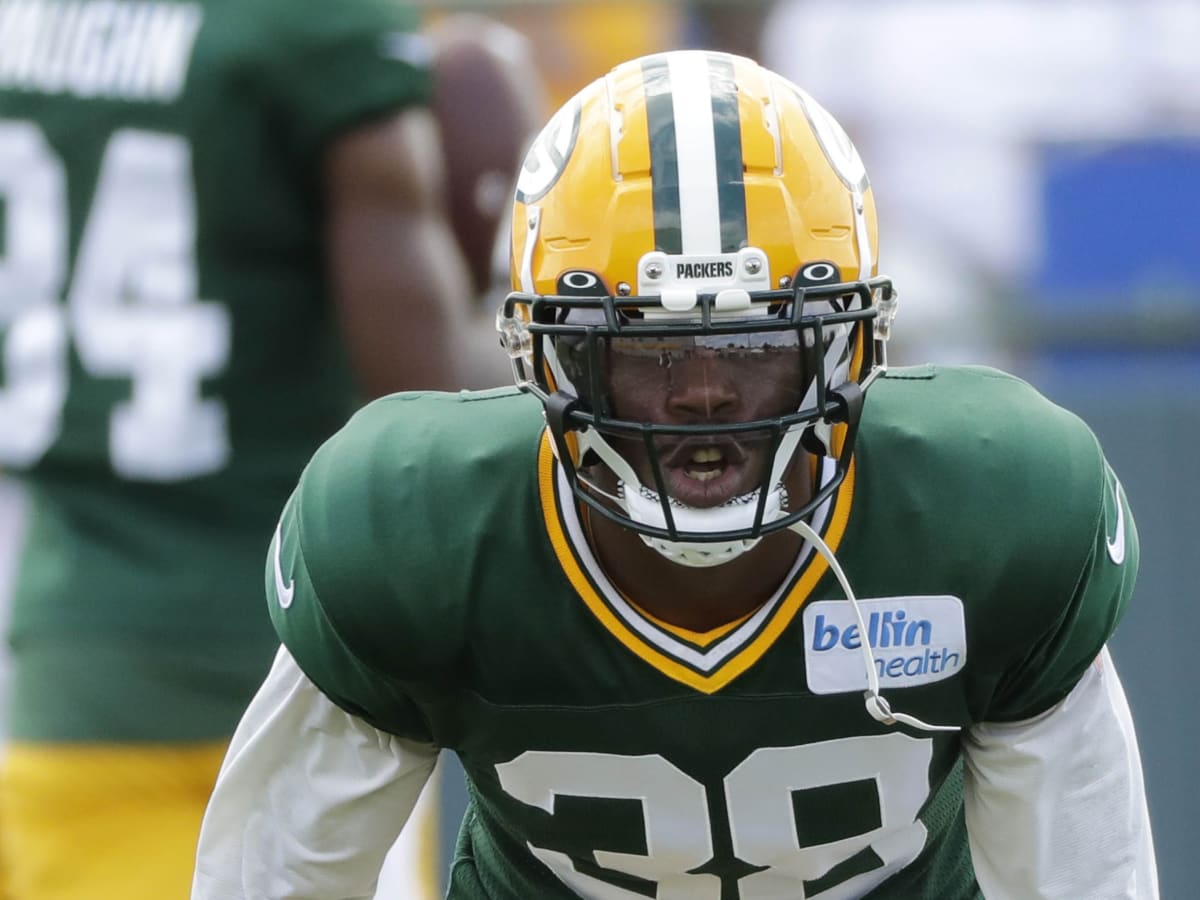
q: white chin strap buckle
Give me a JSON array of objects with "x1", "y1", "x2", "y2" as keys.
[{"x1": 864, "y1": 692, "x2": 897, "y2": 726}]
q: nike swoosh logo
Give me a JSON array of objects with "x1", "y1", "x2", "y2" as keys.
[
  {"x1": 1106, "y1": 476, "x2": 1126, "y2": 565},
  {"x1": 273, "y1": 523, "x2": 295, "y2": 609}
]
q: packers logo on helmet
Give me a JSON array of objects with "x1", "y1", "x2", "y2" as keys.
[{"x1": 515, "y1": 95, "x2": 582, "y2": 205}]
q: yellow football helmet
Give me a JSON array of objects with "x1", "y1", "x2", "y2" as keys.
[{"x1": 498, "y1": 50, "x2": 897, "y2": 567}]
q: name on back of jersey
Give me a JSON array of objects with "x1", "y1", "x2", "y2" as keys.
[
  {"x1": 803, "y1": 595, "x2": 967, "y2": 694},
  {"x1": 0, "y1": 1, "x2": 203, "y2": 103}
]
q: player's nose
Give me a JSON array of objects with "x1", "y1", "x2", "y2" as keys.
[{"x1": 664, "y1": 357, "x2": 741, "y2": 421}]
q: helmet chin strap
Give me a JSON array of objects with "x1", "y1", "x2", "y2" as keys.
[
  {"x1": 622, "y1": 484, "x2": 782, "y2": 568},
  {"x1": 787, "y1": 516, "x2": 961, "y2": 733},
  {"x1": 577, "y1": 426, "x2": 804, "y2": 569}
]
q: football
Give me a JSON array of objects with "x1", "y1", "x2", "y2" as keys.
[{"x1": 428, "y1": 15, "x2": 547, "y2": 298}]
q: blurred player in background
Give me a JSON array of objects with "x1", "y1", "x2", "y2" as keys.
[
  {"x1": 501, "y1": 1, "x2": 685, "y2": 110},
  {"x1": 0, "y1": 0, "x2": 538, "y2": 896},
  {"x1": 680, "y1": 0, "x2": 771, "y2": 60},
  {"x1": 0, "y1": 477, "x2": 22, "y2": 737},
  {"x1": 428, "y1": 13, "x2": 547, "y2": 301}
]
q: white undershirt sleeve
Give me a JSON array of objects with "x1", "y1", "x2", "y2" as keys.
[
  {"x1": 191, "y1": 645, "x2": 439, "y2": 900},
  {"x1": 962, "y1": 646, "x2": 1158, "y2": 899}
]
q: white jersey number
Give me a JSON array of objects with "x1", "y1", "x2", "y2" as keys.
[
  {"x1": 496, "y1": 733, "x2": 933, "y2": 899},
  {"x1": 0, "y1": 119, "x2": 230, "y2": 480}
]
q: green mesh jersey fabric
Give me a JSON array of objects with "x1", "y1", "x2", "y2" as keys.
[
  {"x1": 0, "y1": 0, "x2": 431, "y2": 740},
  {"x1": 269, "y1": 367, "x2": 1138, "y2": 899}
]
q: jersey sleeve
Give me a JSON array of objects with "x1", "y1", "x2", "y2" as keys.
[
  {"x1": 987, "y1": 448, "x2": 1139, "y2": 722},
  {"x1": 257, "y1": 0, "x2": 434, "y2": 172},
  {"x1": 266, "y1": 407, "x2": 434, "y2": 743}
]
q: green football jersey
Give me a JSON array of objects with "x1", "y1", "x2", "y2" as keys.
[
  {"x1": 0, "y1": 0, "x2": 431, "y2": 740},
  {"x1": 270, "y1": 366, "x2": 1137, "y2": 899}
]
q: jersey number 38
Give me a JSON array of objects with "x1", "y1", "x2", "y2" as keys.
[{"x1": 497, "y1": 733, "x2": 933, "y2": 899}]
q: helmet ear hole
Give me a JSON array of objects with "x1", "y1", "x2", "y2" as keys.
[
  {"x1": 827, "y1": 382, "x2": 864, "y2": 425},
  {"x1": 800, "y1": 427, "x2": 826, "y2": 457}
]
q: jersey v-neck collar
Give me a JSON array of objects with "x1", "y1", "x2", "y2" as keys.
[{"x1": 536, "y1": 432, "x2": 857, "y2": 693}]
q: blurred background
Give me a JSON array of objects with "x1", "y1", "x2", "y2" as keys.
[
  {"x1": 409, "y1": 0, "x2": 1200, "y2": 895},
  {"x1": 1, "y1": 0, "x2": 1194, "y2": 895}
]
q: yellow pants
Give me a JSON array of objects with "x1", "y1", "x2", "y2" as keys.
[
  {"x1": 0, "y1": 741, "x2": 445, "y2": 899},
  {"x1": 0, "y1": 742, "x2": 227, "y2": 900}
]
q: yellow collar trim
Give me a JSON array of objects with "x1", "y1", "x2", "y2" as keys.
[
  {"x1": 629, "y1": 602, "x2": 756, "y2": 648},
  {"x1": 537, "y1": 432, "x2": 857, "y2": 693}
]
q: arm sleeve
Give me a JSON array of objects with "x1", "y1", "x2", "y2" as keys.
[
  {"x1": 962, "y1": 647, "x2": 1158, "y2": 900},
  {"x1": 191, "y1": 646, "x2": 439, "y2": 900}
]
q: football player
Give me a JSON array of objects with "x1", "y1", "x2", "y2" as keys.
[
  {"x1": 0, "y1": 0, "x2": 512, "y2": 898},
  {"x1": 193, "y1": 51, "x2": 1158, "y2": 899}
]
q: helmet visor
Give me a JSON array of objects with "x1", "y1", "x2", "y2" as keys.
[
  {"x1": 555, "y1": 326, "x2": 810, "y2": 511},
  {"x1": 558, "y1": 329, "x2": 807, "y2": 419}
]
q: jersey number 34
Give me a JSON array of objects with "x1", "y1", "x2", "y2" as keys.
[{"x1": 0, "y1": 119, "x2": 230, "y2": 481}]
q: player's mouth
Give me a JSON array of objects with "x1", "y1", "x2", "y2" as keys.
[{"x1": 659, "y1": 438, "x2": 756, "y2": 508}]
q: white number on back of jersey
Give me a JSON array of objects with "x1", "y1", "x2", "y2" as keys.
[
  {"x1": 0, "y1": 119, "x2": 231, "y2": 480},
  {"x1": 0, "y1": 121, "x2": 68, "y2": 465},
  {"x1": 497, "y1": 734, "x2": 932, "y2": 899}
]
